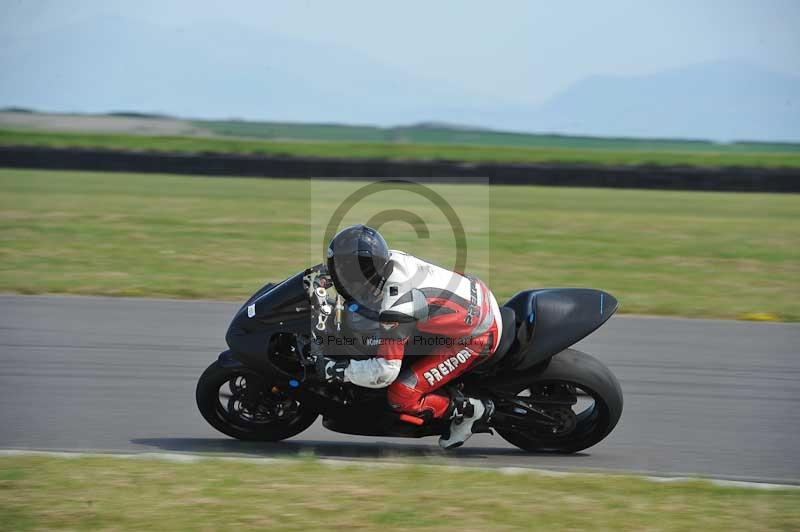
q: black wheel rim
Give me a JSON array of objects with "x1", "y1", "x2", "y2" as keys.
[
  {"x1": 504, "y1": 379, "x2": 606, "y2": 445},
  {"x1": 213, "y1": 371, "x2": 303, "y2": 433}
]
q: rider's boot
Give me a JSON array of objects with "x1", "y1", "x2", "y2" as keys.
[{"x1": 438, "y1": 397, "x2": 495, "y2": 450}]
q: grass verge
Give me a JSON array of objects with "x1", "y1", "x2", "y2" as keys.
[
  {"x1": 2, "y1": 128, "x2": 800, "y2": 168},
  {"x1": 0, "y1": 169, "x2": 798, "y2": 320},
  {"x1": 0, "y1": 455, "x2": 798, "y2": 531}
]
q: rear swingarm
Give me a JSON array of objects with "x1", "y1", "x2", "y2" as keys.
[{"x1": 491, "y1": 396, "x2": 561, "y2": 431}]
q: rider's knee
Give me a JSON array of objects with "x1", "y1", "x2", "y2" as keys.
[{"x1": 387, "y1": 379, "x2": 421, "y2": 412}]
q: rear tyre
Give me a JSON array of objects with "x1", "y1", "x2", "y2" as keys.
[
  {"x1": 196, "y1": 361, "x2": 318, "y2": 442},
  {"x1": 495, "y1": 349, "x2": 623, "y2": 453}
]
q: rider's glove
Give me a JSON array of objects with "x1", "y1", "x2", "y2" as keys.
[{"x1": 316, "y1": 356, "x2": 348, "y2": 383}]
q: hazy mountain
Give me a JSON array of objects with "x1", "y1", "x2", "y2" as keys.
[
  {"x1": 1, "y1": 14, "x2": 798, "y2": 142},
  {"x1": 518, "y1": 61, "x2": 800, "y2": 142},
  {"x1": 0, "y1": 14, "x2": 478, "y2": 125}
]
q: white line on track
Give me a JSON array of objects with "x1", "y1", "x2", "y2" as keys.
[{"x1": 2, "y1": 449, "x2": 797, "y2": 491}]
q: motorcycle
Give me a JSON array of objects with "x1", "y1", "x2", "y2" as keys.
[{"x1": 196, "y1": 265, "x2": 623, "y2": 453}]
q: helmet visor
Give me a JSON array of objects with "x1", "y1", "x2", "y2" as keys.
[{"x1": 329, "y1": 251, "x2": 386, "y2": 308}]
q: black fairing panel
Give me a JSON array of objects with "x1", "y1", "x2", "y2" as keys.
[
  {"x1": 225, "y1": 271, "x2": 312, "y2": 363},
  {"x1": 503, "y1": 288, "x2": 617, "y2": 371},
  {"x1": 242, "y1": 270, "x2": 310, "y2": 325}
]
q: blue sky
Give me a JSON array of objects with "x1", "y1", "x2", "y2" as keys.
[
  {"x1": 1, "y1": 1, "x2": 799, "y2": 139},
  {"x1": 3, "y1": 0, "x2": 798, "y2": 105}
]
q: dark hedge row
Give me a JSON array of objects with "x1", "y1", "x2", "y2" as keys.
[{"x1": 1, "y1": 146, "x2": 797, "y2": 192}]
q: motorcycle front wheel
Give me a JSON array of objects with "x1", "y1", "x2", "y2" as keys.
[{"x1": 196, "y1": 361, "x2": 318, "y2": 441}]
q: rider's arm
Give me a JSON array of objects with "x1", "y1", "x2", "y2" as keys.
[
  {"x1": 340, "y1": 254, "x2": 426, "y2": 389},
  {"x1": 343, "y1": 355, "x2": 402, "y2": 388},
  {"x1": 343, "y1": 314, "x2": 411, "y2": 388}
]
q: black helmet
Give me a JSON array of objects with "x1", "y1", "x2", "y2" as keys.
[{"x1": 327, "y1": 225, "x2": 390, "y2": 308}]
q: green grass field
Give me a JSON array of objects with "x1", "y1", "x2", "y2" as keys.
[
  {"x1": 1, "y1": 455, "x2": 797, "y2": 531},
  {"x1": 1, "y1": 168, "x2": 797, "y2": 320},
  {"x1": 2, "y1": 128, "x2": 800, "y2": 168},
  {"x1": 197, "y1": 119, "x2": 800, "y2": 153}
]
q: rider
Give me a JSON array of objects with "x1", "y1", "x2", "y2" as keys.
[{"x1": 317, "y1": 224, "x2": 501, "y2": 449}]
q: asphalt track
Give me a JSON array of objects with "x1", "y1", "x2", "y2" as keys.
[{"x1": 1, "y1": 295, "x2": 798, "y2": 483}]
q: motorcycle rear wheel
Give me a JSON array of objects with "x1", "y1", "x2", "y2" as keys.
[
  {"x1": 196, "y1": 361, "x2": 318, "y2": 441},
  {"x1": 495, "y1": 349, "x2": 623, "y2": 453}
]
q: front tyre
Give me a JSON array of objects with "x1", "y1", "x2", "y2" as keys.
[
  {"x1": 196, "y1": 361, "x2": 318, "y2": 441},
  {"x1": 495, "y1": 349, "x2": 623, "y2": 453}
]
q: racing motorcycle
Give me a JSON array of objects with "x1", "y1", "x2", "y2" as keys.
[{"x1": 196, "y1": 265, "x2": 623, "y2": 453}]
